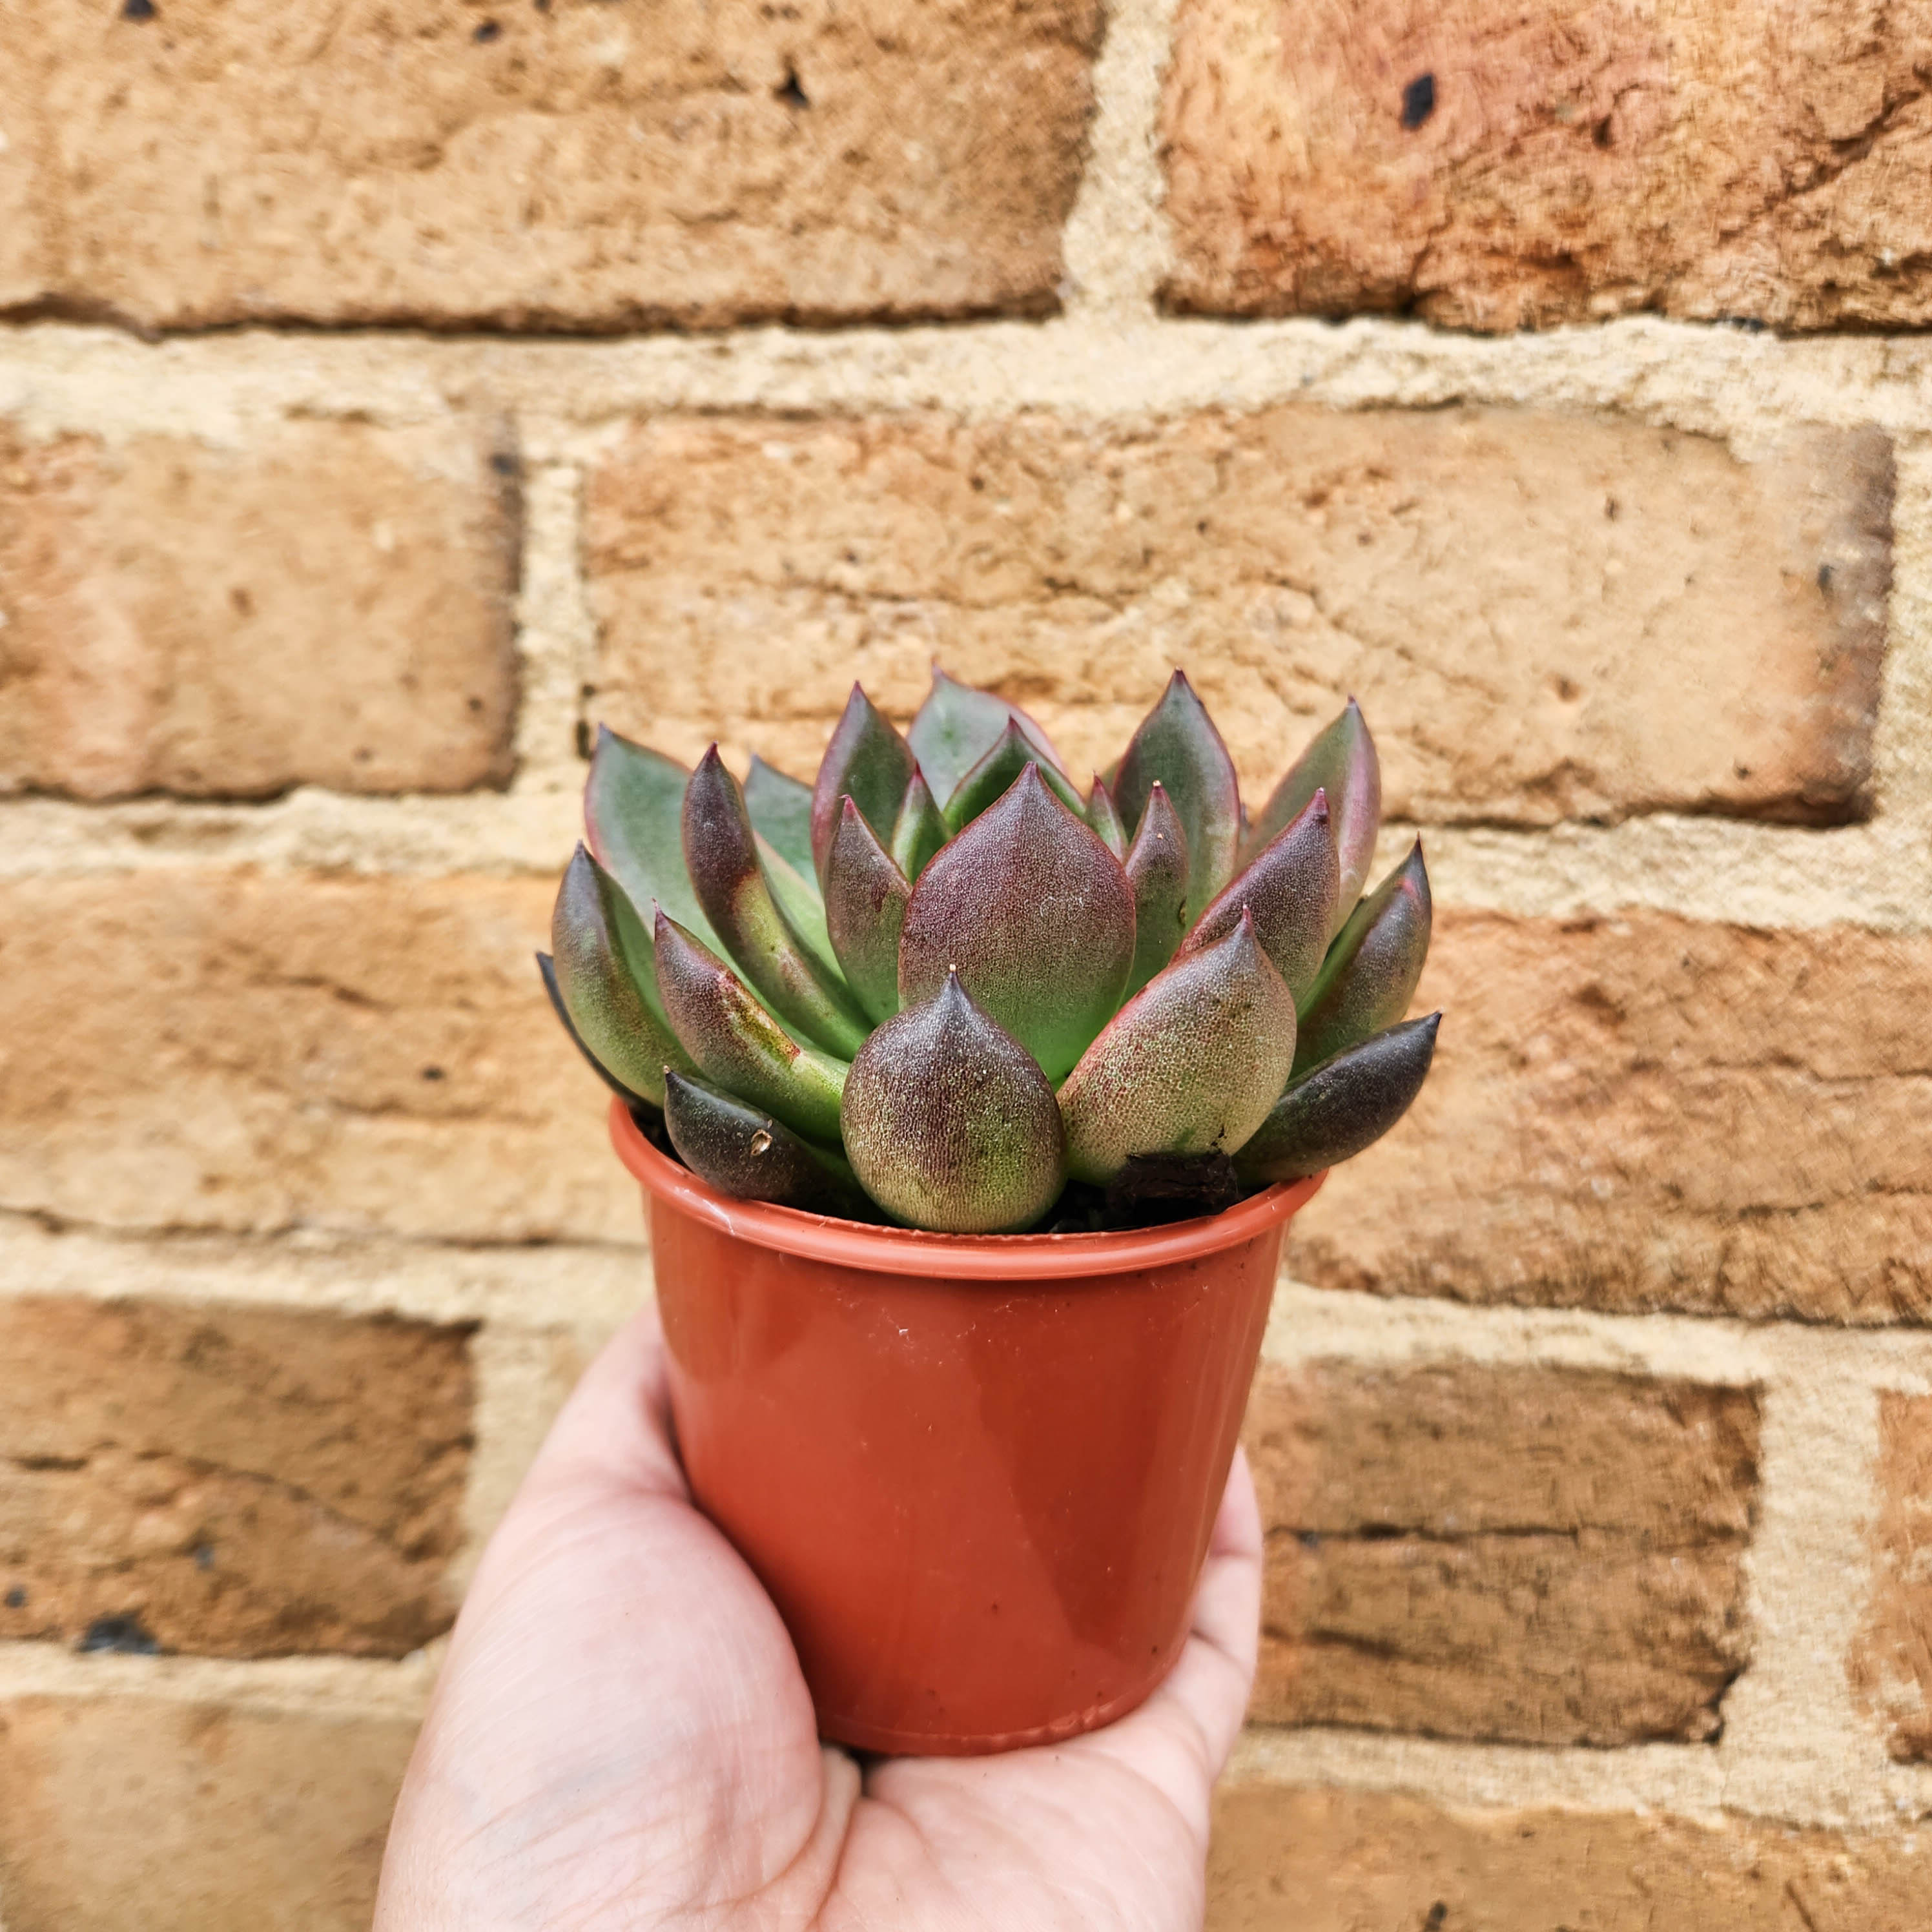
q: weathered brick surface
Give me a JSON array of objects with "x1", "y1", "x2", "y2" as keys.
[
  {"x1": 589, "y1": 409, "x2": 1889, "y2": 828},
  {"x1": 1244, "y1": 1361, "x2": 1758, "y2": 1744},
  {"x1": 0, "y1": 1694, "x2": 416, "y2": 1932},
  {"x1": 0, "y1": 421, "x2": 519, "y2": 800},
  {"x1": 0, "y1": 872, "x2": 639, "y2": 1245},
  {"x1": 0, "y1": 1297, "x2": 471, "y2": 1658},
  {"x1": 5, "y1": 0, "x2": 1099, "y2": 331},
  {"x1": 1208, "y1": 1783, "x2": 1932, "y2": 1931},
  {"x1": 1853, "y1": 1392, "x2": 1932, "y2": 1758},
  {"x1": 1163, "y1": 0, "x2": 1932, "y2": 333},
  {"x1": 1291, "y1": 910, "x2": 1932, "y2": 1322}
]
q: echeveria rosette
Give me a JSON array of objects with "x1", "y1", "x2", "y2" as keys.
[{"x1": 546, "y1": 666, "x2": 1438, "y2": 1232}]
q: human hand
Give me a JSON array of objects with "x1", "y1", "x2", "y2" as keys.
[{"x1": 375, "y1": 1308, "x2": 1262, "y2": 1931}]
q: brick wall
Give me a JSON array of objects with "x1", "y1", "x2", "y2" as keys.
[{"x1": 3, "y1": 3, "x2": 1932, "y2": 1927}]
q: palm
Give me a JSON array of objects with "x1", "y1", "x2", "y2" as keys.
[{"x1": 376, "y1": 1313, "x2": 1261, "y2": 1931}]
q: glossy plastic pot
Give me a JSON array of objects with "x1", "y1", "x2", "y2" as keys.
[{"x1": 610, "y1": 1097, "x2": 1324, "y2": 1757}]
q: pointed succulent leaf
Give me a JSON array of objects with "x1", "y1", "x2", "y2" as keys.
[
  {"x1": 907, "y1": 663, "x2": 1067, "y2": 810},
  {"x1": 1237, "y1": 1014, "x2": 1440, "y2": 1185},
  {"x1": 757, "y1": 833, "x2": 839, "y2": 976},
  {"x1": 652, "y1": 911, "x2": 848, "y2": 1146},
  {"x1": 1294, "y1": 841, "x2": 1432, "y2": 1076},
  {"x1": 823, "y1": 797, "x2": 912, "y2": 1024},
  {"x1": 890, "y1": 770, "x2": 948, "y2": 882},
  {"x1": 1058, "y1": 909, "x2": 1299, "y2": 1186},
  {"x1": 899, "y1": 763, "x2": 1135, "y2": 1083},
  {"x1": 664, "y1": 1069, "x2": 870, "y2": 1217},
  {"x1": 536, "y1": 951, "x2": 657, "y2": 1115},
  {"x1": 1184, "y1": 788, "x2": 1339, "y2": 1003},
  {"x1": 810, "y1": 684, "x2": 917, "y2": 879},
  {"x1": 745, "y1": 755, "x2": 816, "y2": 879},
  {"x1": 1112, "y1": 670, "x2": 1240, "y2": 926},
  {"x1": 1248, "y1": 699, "x2": 1382, "y2": 921},
  {"x1": 550, "y1": 845, "x2": 694, "y2": 1107},
  {"x1": 1122, "y1": 781, "x2": 1189, "y2": 998},
  {"x1": 1086, "y1": 774, "x2": 1127, "y2": 858},
  {"x1": 583, "y1": 726, "x2": 724, "y2": 959},
  {"x1": 841, "y1": 972, "x2": 1066, "y2": 1233},
  {"x1": 684, "y1": 746, "x2": 871, "y2": 1058},
  {"x1": 941, "y1": 717, "x2": 1089, "y2": 832}
]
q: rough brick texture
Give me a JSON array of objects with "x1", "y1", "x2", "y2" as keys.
[
  {"x1": 1163, "y1": 0, "x2": 1932, "y2": 332},
  {"x1": 0, "y1": 1297, "x2": 471, "y2": 1658},
  {"x1": 1208, "y1": 1783, "x2": 1932, "y2": 1931},
  {"x1": 1291, "y1": 910, "x2": 1932, "y2": 1322},
  {"x1": 5, "y1": 0, "x2": 1100, "y2": 331},
  {"x1": 0, "y1": 420, "x2": 519, "y2": 800},
  {"x1": 1853, "y1": 1392, "x2": 1932, "y2": 1758},
  {"x1": 1244, "y1": 1361, "x2": 1758, "y2": 1744},
  {"x1": 589, "y1": 409, "x2": 1889, "y2": 828},
  {"x1": 0, "y1": 1694, "x2": 415, "y2": 1932},
  {"x1": 0, "y1": 872, "x2": 638, "y2": 1244}
]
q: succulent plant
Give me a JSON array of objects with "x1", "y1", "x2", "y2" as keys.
[{"x1": 543, "y1": 668, "x2": 1439, "y2": 1235}]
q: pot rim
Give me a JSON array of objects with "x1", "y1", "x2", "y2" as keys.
[{"x1": 609, "y1": 1096, "x2": 1325, "y2": 1280}]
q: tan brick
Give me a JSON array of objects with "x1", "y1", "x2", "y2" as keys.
[
  {"x1": 1245, "y1": 1361, "x2": 1757, "y2": 1745},
  {"x1": 1163, "y1": 0, "x2": 1932, "y2": 333},
  {"x1": 1291, "y1": 910, "x2": 1932, "y2": 1322},
  {"x1": 0, "y1": 1694, "x2": 416, "y2": 1932},
  {"x1": 7, "y1": 0, "x2": 1098, "y2": 331},
  {"x1": 1853, "y1": 1392, "x2": 1932, "y2": 1759},
  {"x1": 1208, "y1": 1782, "x2": 1932, "y2": 1931},
  {"x1": 588, "y1": 409, "x2": 1888, "y2": 828},
  {"x1": 0, "y1": 421, "x2": 518, "y2": 800},
  {"x1": 0, "y1": 872, "x2": 639, "y2": 1245},
  {"x1": 0, "y1": 1297, "x2": 471, "y2": 1658}
]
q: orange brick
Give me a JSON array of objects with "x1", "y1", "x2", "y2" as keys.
[{"x1": 1854, "y1": 1392, "x2": 1932, "y2": 1759}]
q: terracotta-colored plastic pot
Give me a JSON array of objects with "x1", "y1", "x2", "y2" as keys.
[{"x1": 610, "y1": 1097, "x2": 1324, "y2": 1756}]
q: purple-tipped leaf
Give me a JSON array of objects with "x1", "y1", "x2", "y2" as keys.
[
  {"x1": 890, "y1": 770, "x2": 948, "y2": 882},
  {"x1": 1248, "y1": 699, "x2": 1382, "y2": 922},
  {"x1": 745, "y1": 755, "x2": 816, "y2": 879},
  {"x1": 536, "y1": 951, "x2": 657, "y2": 1115},
  {"x1": 1183, "y1": 788, "x2": 1339, "y2": 1003},
  {"x1": 941, "y1": 717, "x2": 1088, "y2": 832},
  {"x1": 823, "y1": 796, "x2": 912, "y2": 1023},
  {"x1": 1086, "y1": 774, "x2": 1127, "y2": 858},
  {"x1": 899, "y1": 762, "x2": 1135, "y2": 1083},
  {"x1": 1058, "y1": 909, "x2": 1299, "y2": 1185},
  {"x1": 1294, "y1": 840, "x2": 1432, "y2": 1076},
  {"x1": 1112, "y1": 670, "x2": 1241, "y2": 926},
  {"x1": 841, "y1": 972, "x2": 1066, "y2": 1233},
  {"x1": 810, "y1": 684, "x2": 916, "y2": 880},
  {"x1": 664, "y1": 1069, "x2": 870, "y2": 1218},
  {"x1": 684, "y1": 746, "x2": 870, "y2": 1058},
  {"x1": 550, "y1": 845, "x2": 694, "y2": 1107},
  {"x1": 1237, "y1": 1013, "x2": 1439, "y2": 1184},
  {"x1": 583, "y1": 726, "x2": 724, "y2": 960},
  {"x1": 1122, "y1": 780, "x2": 1189, "y2": 997},
  {"x1": 653, "y1": 911, "x2": 848, "y2": 1145},
  {"x1": 907, "y1": 663, "x2": 1067, "y2": 811}
]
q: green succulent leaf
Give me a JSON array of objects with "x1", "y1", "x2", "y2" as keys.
[
  {"x1": 536, "y1": 951, "x2": 657, "y2": 1115},
  {"x1": 810, "y1": 684, "x2": 917, "y2": 880},
  {"x1": 664, "y1": 1069, "x2": 871, "y2": 1217},
  {"x1": 1237, "y1": 1013, "x2": 1440, "y2": 1185},
  {"x1": 941, "y1": 717, "x2": 1089, "y2": 832},
  {"x1": 745, "y1": 754, "x2": 817, "y2": 879},
  {"x1": 1112, "y1": 670, "x2": 1241, "y2": 927},
  {"x1": 1058, "y1": 908, "x2": 1299, "y2": 1186},
  {"x1": 890, "y1": 770, "x2": 949, "y2": 882},
  {"x1": 583, "y1": 726, "x2": 725, "y2": 960},
  {"x1": 1086, "y1": 774, "x2": 1127, "y2": 858},
  {"x1": 1184, "y1": 787, "x2": 1339, "y2": 1003},
  {"x1": 1294, "y1": 840, "x2": 1432, "y2": 1076},
  {"x1": 841, "y1": 971, "x2": 1066, "y2": 1233},
  {"x1": 550, "y1": 845, "x2": 694, "y2": 1107},
  {"x1": 1122, "y1": 780, "x2": 1189, "y2": 998},
  {"x1": 907, "y1": 663, "x2": 1067, "y2": 811},
  {"x1": 683, "y1": 746, "x2": 870, "y2": 1058},
  {"x1": 652, "y1": 910, "x2": 850, "y2": 1144},
  {"x1": 823, "y1": 796, "x2": 912, "y2": 1024},
  {"x1": 899, "y1": 762, "x2": 1136, "y2": 1083},
  {"x1": 1246, "y1": 699, "x2": 1382, "y2": 923},
  {"x1": 757, "y1": 832, "x2": 838, "y2": 976}
]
